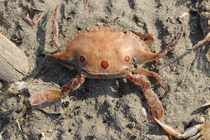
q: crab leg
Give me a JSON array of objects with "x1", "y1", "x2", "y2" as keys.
[
  {"x1": 150, "y1": 32, "x2": 182, "y2": 61},
  {"x1": 131, "y1": 31, "x2": 155, "y2": 46},
  {"x1": 154, "y1": 117, "x2": 202, "y2": 139},
  {"x1": 52, "y1": 5, "x2": 61, "y2": 50},
  {"x1": 21, "y1": 5, "x2": 45, "y2": 26},
  {"x1": 132, "y1": 68, "x2": 168, "y2": 100},
  {"x1": 33, "y1": 59, "x2": 60, "y2": 80},
  {"x1": 84, "y1": 0, "x2": 90, "y2": 11},
  {"x1": 21, "y1": 11, "x2": 35, "y2": 26},
  {"x1": 136, "y1": 32, "x2": 182, "y2": 64},
  {"x1": 126, "y1": 71, "x2": 164, "y2": 120},
  {"x1": 34, "y1": 58, "x2": 75, "y2": 80},
  {"x1": 30, "y1": 73, "x2": 85, "y2": 105},
  {"x1": 32, "y1": 11, "x2": 44, "y2": 24}
]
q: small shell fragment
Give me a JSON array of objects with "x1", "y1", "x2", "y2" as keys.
[
  {"x1": 0, "y1": 34, "x2": 29, "y2": 83},
  {"x1": 140, "y1": 107, "x2": 147, "y2": 117},
  {"x1": 178, "y1": 12, "x2": 188, "y2": 19}
]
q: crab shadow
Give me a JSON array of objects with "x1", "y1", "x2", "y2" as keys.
[
  {"x1": 161, "y1": 9, "x2": 210, "y2": 77},
  {"x1": 191, "y1": 105, "x2": 209, "y2": 115},
  {"x1": 187, "y1": 9, "x2": 210, "y2": 77},
  {"x1": 188, "y1": 45, "x2": 210, "y2": 77}
]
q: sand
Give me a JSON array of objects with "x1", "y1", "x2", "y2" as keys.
[{"x1": 0, "y1": 0, "x2": 209, "y2": 139}]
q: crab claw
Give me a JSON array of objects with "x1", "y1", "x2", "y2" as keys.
[
  {"x1": 154, "y1": 117, "x2": 202, "y2": 139},
  {"x1": 30, "y1": 74, "x2": 86, "y2": 106},
  {"x1": 30, "y1": 89, "x2": 66, "y2": 106}
]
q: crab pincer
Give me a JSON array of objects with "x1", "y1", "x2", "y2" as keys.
[{"x1": 30, "y1": 74, "x2": 85, "y2": 105}]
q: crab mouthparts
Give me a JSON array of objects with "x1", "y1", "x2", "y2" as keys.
[{"x1": 101, "y1": 60, "x2": 109, "y2": 69}]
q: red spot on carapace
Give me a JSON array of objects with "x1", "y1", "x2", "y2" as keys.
[
  {"x1": 80, "y1": 56, "x2": 86, "y2": 62},
  {"x1": 124, "y1": 55, "x2": 130, "y2": 62},
  {"x1": 101, "y1": 60, "x2": 109, "y2": 69}
]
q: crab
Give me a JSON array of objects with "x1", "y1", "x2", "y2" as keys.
[
  {"x1": 29, "y1": 6, "x2": 182, "y2": 120},
  {"x1": 155, "y1": 106, "x2": 210, "y2": 140}
]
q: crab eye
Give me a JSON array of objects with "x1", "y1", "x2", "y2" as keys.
[
  {"x1": 101, "y1": 60, "x2": 109, "y2": 69},
  {"x1": 124, "y1": 55, "x2": 130, "y2": 62},
  {"x1": 79, "y1": 56, "x2": 86, "y2": 62}
]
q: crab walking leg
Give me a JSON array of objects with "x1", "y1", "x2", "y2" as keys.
[
  {"x1": 126, "y1": 71, "x2": 164, "y2": 120},
  {"x1": 21, "y1": 4, "x2": 45, "y2": 26},
  {"x1": 34, "y1": 59, "x2": 75, "y2": 80},
  {"x1": 32, "y1": 11, "x2": 45, "y2": 25},
  {"x1": 21, "y1": 11, "x2": 44, "y2": 26},
  {"x1": 52, "y1": 6, "x2": 61, "y2": 50},
  {"x1": 154, "y1": 117, "x2": 202, "y2": 139},
  {"x1": 84, "y1": 0, "x2": 90, "y2": 10},
  {"x1": 21, "y1": 12, "x2": 34, "y2": 26},
  {"x1": 30, "y1": 74, "x2": 85, "y2": 105},
  {"x1": 132, "y1": 68, "x2": 168, "y2": 100},
  {"x1": 137, "y1": 32, "x2": 182, "y2": 65},
  {"x1": 131, "y1": 31, "x2": 155, "y2": 46},
  {"x1": 33, "y1": 59, "x2": 60, "y2": 80}
]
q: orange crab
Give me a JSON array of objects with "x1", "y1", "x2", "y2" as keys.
[{"x1": 30, "y1": 6, "x2": 182, "y2": 120}]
